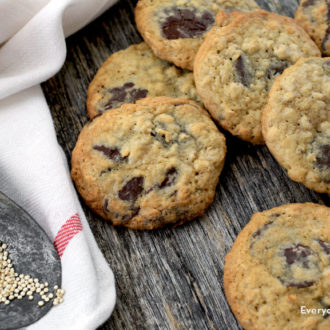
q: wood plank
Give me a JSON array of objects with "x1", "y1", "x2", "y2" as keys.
[{"x1": 41, "y1": 0, "x2": 329, "y2": 328}]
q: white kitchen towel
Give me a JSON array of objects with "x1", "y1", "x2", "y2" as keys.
[{"x1": 0, "y1": 0, "x2": 118, "y2": 329}]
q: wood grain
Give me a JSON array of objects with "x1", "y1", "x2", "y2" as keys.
[{"x1": 41, "y1": 0, "x2": 329, "y2": 329}]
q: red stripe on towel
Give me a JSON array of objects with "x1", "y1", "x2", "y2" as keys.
[{"x1": 54, "y1": 213, "x2": 82, "y2": 257}]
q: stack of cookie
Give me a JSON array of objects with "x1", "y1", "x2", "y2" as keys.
[{"x1": 71, "y1": 1, "x2": 329, "y2": 328}]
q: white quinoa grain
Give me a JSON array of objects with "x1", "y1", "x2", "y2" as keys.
[{"x1": 0, "y1": 242, "x2": 64, "y2": 308}]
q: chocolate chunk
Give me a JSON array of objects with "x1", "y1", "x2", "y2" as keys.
[
  {"x1": 170, "y1": 190, "x2": 177, "y2": 198},
  {"x1": 100, "y1": 168, "x2": 112, "y2": 176},
  {"x1": 104, "y1": 82, "x2": 148, "y2": 110},
  {"x1": 145, "y1": 187, "x2": 154, "y2": 194},
  {"x1": 118, "y1": 177, "x2": 144, "y2": 202},
  {"x1": 144, "y1": 215, "x2": 166, "y2": 226},
  {"x1": 93, "y1": 145, "x2": 127, "y2": 162},
  {"x1": 103, "y1": 198, "x2": 109, "y2": 213},
  {"x1": 234, "y1": 54, "x2": 252, "y2": 87},
  {"x1": 315, "y1": 144, "x2": 330, "y2": 169},
  {"x1": 322, "y1": 26, "x2": 330, "y2": 55},
  {"x1": 266, "y1": 59, "x2": 290, "y2": 81},
  {"x1": 320, "y1": 3, "x2": 330, "y2": 53},
  {"x1": 130, "y1": 206, "x2": 140, "y2": 217},
  {"x1": 318, "y1": 239, "x2": 330, "y2": 255},
  {"x1": 271, "y1": 213, "x2": 281, "y2": 217},
  {"x1": 302, "y1": 0, "x2": 317, "y2": 7},
  {"x1": 121, "y1": 207, "x2": 140, "y2": 222},
  {"x1": 284, "y1": 244, "x2": 312, "y2": 266},
  {"x1": 280, "y1": 244, "x2": 320, "y2": 288},
  {"x1": 252, "y1": 221, "x2": 274, "y2": 239},
  {"x1": 159, "y1": 168, "x2": 178, "y2": 189},
  {"x1": 161, "y1": 7, "x2": 214, "y2": 40},
  {"x1": 130, "y1": 88, "x2": 148, "y2": 103},
  {"x1": 287, "y1": 281, "x2": 315, "y2": 288},
  {"x1": 124, "y1": 82, "x2": 134, "y2": 88}
]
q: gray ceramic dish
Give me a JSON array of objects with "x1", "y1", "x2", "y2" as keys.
[{"x1": 0, "y1": 191, "x2": 61, "y2": 330}]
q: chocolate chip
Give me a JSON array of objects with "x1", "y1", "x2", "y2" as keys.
[
  {"x1": 93, "y1": 145, "x2": 127, "y2": 162},
  {"x1": 284, "y1": 243, "x2": 312, "y2": 266},
  {"x1": 118, "y1": 177, "x2": 144, "y2": 202},
  {"x1": 103, "y1": 82, "x2": 148, "y2": 111},
  {"x1": 318, "y1": 240, "x2": 330, "y2": 255},
  {"x1": 266, "y1": 59, "x2": 290, "y2": 81},
  {"x1": 302, "y1": 0, "x2": 317, "y2": 7},
  {"x1": 161, "y1": 7, "x2": 214, "y2": 40},
  {"x1": 315, "y1": 144, "x2": 330, "y2": 169},
  {"x1": 252, "y1": 221, "x2": 274, "y2": 239},
  {"x1": 159, "y1": 168, "x2": 178, "y2": 189},
  {"x1": 234, "y1": 54, "x2": 252, "y2": 87}
]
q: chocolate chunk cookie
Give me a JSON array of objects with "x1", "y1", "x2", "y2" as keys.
[
  {"x1": 194, "y1": 10, "x2": 321, "y2": 144},
  {"x1": 225, "y1": 203, "x2": 330, "y2": 330},
  {"x1": 263, "y1": 57, "x2": 330, "y2": 193},
  {"x1": 295, "y1": 0, "x2": 330, "y2": 56},
  {"x1": 87, "y1": 43, "x2": 200, "y2": 118},
  {"x1": 135, "y1": 0, "x2": 259, "y2": 70},
  {"x1": 71, "y1": 97, "x2": 226, "y2": 230}
]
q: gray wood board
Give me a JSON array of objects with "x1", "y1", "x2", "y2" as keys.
[{"x1": 41, "y1": 0, "x2": 329, "y2": 329}]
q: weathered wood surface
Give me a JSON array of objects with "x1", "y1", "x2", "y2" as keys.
[{"x1": 41, "y1": 0, "x2": 329, "y2": 329}]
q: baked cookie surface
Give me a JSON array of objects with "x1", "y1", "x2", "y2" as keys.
[
  {"x1": 194, "y1": 10, "x2": 321, "y2": 144},
  {"x1": 87, "y1": 42, "x2": 200, "y2": 118},
  {"x1": 263, "y1": 57, "x2": 330, "y2": 193},
  {"x1": 135, "y1": 0, "x2": 259, "y2": 70},
  {"x1": 225, "y1": 203, "x2": 330, "y2": 330},
  {"x1": 295, "y1": 0, "x2": 330, "y2": 56},
  {"x1": 72, "y1": 97, "x2": 226, "y2": 230}
]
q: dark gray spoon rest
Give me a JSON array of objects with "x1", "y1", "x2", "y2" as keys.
[{"x1": 0, "y1": 191, "x2": 61, "y2": 330}]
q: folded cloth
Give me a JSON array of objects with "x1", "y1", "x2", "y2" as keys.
[{"x1": 0, "y1": 0, "x2": 117, "y2": 329}]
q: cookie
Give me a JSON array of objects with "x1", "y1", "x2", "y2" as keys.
[
  {"x1": 262, "y1": 57, "x2": 330, "y2": 194},
  {"x1": 71, "y1": 97, "x2": 226, "y2": 230},
  {"x1": 295, "y1": 0, "x2": 330, "y2": 56},
  {"x1": 87, "y1": 42, "x2": 201, "y2": 118},
  {"x1": 194, "y1": 10, "x2": 321, "y2": 144},
  {"x1": 135, "y1": 0, "x2": 259, "y2": 70},
  {"x1": 224, "y1": 203, "x2": 330, "y2": 330}
]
